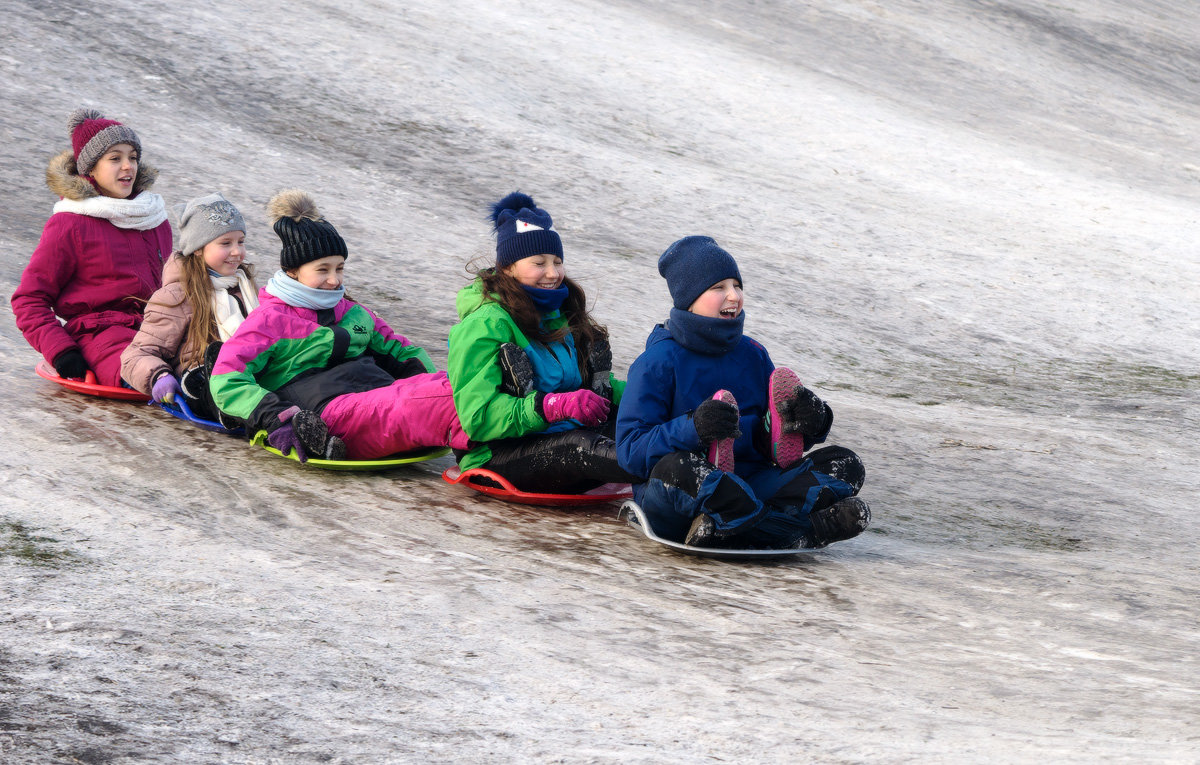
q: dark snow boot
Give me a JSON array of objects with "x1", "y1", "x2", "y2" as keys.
[
  {"x1": 802, "y1": 496, "x2": 871, "y2": 548},
  {"x1": 652, "y1": 452, "x2": 760, "y2": 547},
  {"x1": 179, "y1": 365, "x2": 208, "y2": 403},
  {"x1": 684, "y1": 513, "x2": 716, "y2": 546},
  {"x1": 293, "y1": 410, "x2": 346, "y2": 461},
  {"x1": 497, "y1": 342, "x2": 534, "y2": 398}
]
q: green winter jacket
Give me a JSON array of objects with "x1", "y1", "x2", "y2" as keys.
[{"x1": 446, "y1": 279, "x2": 624, "y2": 470}]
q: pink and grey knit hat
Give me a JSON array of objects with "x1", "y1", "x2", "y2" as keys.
[{"x1": 68, "y1": 108, "x2": 142, "y2": 175}]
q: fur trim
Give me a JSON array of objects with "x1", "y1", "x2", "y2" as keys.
[
  {"x1": 267, "y1": 189, "x2": 322, "y2": 223},
  {"x1": 67, "y1": 107, "x2": 106, "y2": 135},
  {"x1": 490, "y1": 191, "x2": 537, "y2": 229},
  {"x1": 45, "y1": 149, "x2": 159, "y2": 201}
]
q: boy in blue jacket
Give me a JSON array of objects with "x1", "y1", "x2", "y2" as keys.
[{"x1": 616, "y1": 236, "x2": 871, "y2": 549}]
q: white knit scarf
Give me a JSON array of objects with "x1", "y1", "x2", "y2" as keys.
[
  {"x1": 210, "y1": 269, "x2": 259, "y2": 341},
  {"x1": 53, "y1": 192, "x2": 168, "y2": 230}
]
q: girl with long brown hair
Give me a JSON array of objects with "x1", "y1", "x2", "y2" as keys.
[
  {"x1": 120, "y1": 193, "x2": 258, "y2": 420},
  {"x1": 446, "y1": 192, "x2": 637, "y2": 493}
]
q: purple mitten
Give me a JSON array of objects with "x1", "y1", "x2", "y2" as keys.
[
  {"x1": 267, "y1": 405, "x2": 307, "y2": 462},
  {"x1": 268, "y1": 423, "x2": 307, "y2": 462},
  {"x1": 540, "y1": 389, "x2": 610, "y2": 426},
  {"x1": 151, "y1": 373, "x2": 182, "y2": 404}
]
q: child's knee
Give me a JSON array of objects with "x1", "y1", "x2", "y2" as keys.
[
  {"x1": 810, "y1": 445, "x2": 865, "y2": 491},
  {"x1": 649, "y1": 451, "x2": 712, "y2": 497}
]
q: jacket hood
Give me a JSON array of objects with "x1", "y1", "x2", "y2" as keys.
[
  {"x1": 644, "y1": 321, "x2": 673, "y2": 351},
  {"x1": 160, "y1": 252, "x2": 185, "y2": 287},
  {"x1": 46, "y1": 149, "x2": 160, "y2": 202},
  {"x1": 454, "y1": 279, "x2": 490, "y2": 321}
]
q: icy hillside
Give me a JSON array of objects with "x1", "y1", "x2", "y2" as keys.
[{"x1": 0, "y1": 0, "x2": 1197, "y2": 762}]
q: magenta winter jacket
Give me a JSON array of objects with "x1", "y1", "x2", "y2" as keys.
[{"x1": 11, "y1": 150, "x2": 171, "y2": 381}]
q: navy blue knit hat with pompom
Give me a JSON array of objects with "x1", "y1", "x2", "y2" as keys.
[
  {"x1": 658, "y1": 235, "x2": 743, "y2": 310},
  {"x1": 491, "y1": 191, "x2": 563, "y2": 267}
]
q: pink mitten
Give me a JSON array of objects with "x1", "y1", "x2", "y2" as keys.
[{"x1": 540, "y1": 389, "x2": 611, "y2": 426}]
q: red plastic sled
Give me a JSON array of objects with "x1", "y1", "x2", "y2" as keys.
[
  {"x1": 442, "y1": 465, "x2": 632, "y2": 507},
  {"x1": 35, "y1": 361, "x2": 150, "y2": 402}
]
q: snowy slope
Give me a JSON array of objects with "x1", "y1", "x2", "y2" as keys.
[{"x1": 1, "y1": 0, "x2": 1197, "y2": 761}]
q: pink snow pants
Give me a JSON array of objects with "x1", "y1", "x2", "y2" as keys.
[
  {"x1": 320, "y1": 371, "x2": 469, "y2": 460},
  {"x1": 80, "y1": 324, "x2": 138, "y2": 388}
]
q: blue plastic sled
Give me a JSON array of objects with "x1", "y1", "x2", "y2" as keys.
[
  {"x1": 156, "y1": 396, "x2": 244, "y2": 435},
  {"x1": 619, "y1": 500, "x2": 811, "y2": 560}
]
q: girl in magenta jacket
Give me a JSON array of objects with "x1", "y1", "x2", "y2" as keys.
[{"x1": 11, "y1": 109, "x2": 172, "y2": 387}]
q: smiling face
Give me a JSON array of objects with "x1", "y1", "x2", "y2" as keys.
[
  {"x1": 688, "y1": 278, "x2": 744, "y2": 319},
  {"x1": 200, "y1": 231, "x2": 247, "y2": 277},
  {"x1": 288, "y1": 255, "x2": 345, "y2": 290},
  {"x1": 503, "y1": 253, "x2": 565, "y2": 290},
  {"x1": 88, "y1": 143, "x2": 138, "y2": 199}
]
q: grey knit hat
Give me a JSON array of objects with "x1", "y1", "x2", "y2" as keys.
[
  {"x1": 174, "y1": 193, "x2": 246, "y2": 256},
  {"x1": 69, "y1": 108, "x2": 142, "y2": 175}
]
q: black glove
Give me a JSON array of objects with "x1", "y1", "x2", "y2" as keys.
[
  {"x1": 52, "y1": 348, "x2": 88, "y2": 379},
  {"x1": 393, "y1": 357, "x2": 430, "y2": 379},
  {"x1": 586, "y1": 337, "x2": 613, "y2": 398},
  {"x1": 782, "y1": 387, "x2": 829, "y2": 436},
  {"x1": 498, "y1": 342, "x2": 534, "y2": 397},
  {"x1": 692, "y1": 398, "x2": 740, "y2": 443}
]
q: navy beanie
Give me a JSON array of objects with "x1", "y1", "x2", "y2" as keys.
[
  {"x1": 491, "y1": 191, "x2": 563, "y2": 267},
  {"x1": 657, "y1": 235, "x2": 742, "y2": 310}
]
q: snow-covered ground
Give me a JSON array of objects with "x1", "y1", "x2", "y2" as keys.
[{"x1": 1, "y1": 0, "x2": 1198, "y2": 761}]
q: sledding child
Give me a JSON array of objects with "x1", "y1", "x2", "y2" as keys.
[
  {"x1": 616, "y1": 235, "x2": 871, "y2": 549},
  {"x1": 445, "y1": 192, "x2": 637, "y2": 493},
  {"x1": 209, "y1": 190, "x2": 470, "y2": 462},
  {"x1": 12, "y1": 108, "x2": 172, "y2": 386},
  {"x1": 120, "y1": 193, "x2": 258, "y2": 419}
]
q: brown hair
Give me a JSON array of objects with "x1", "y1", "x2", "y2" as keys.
[
  {"x1": 153, "y1": 251, "x2": 257, "y2": 368},
  {"x1": 474, "y1": 265, "x2": 608, "y2": 382}
]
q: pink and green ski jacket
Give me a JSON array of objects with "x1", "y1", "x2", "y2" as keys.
[{"x1": 210, "y1": 290, "x2": 434, "y2": 435}]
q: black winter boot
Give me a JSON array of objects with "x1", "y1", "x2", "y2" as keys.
[
  {"x1": 684, "y1": 514, "x2": 716, "y2": 546},
  {"x1": 293, "y1": 410, "x2": 346, "y2": 461},
  {"x1": 802, "y1": 496, "x2": 871, "y2": 548}
]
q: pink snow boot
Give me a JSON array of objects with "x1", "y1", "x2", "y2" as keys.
[
  {"x1": 706, "y1": 390, "x2": 738, "y2": 474},
  {"x1": 767, "y1": 368, "x2": 807, "y2": 470}
]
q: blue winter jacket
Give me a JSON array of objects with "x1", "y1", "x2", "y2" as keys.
[{"x1": 616, "y1": 320, "x2": 828, "y2": 495}]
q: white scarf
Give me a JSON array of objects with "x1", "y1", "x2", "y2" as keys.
[
  {"x1": 53, "y1": 192, "x2": 168, "y2": 231},
  {"x1": 210, "y1": 270, "x2": 259, "y2": 341}
]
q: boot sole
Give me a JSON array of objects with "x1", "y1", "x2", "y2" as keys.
[
  {"x1": 768, "y1": 368, "x2": 806, "y2": 470},
  {"x1": 706, "y1": 390, "x2": 737, "y2": 473}
]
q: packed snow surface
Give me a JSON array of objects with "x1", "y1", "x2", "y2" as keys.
[{"x1": 1, "y1": 0, "x2": 1198, "y2": 762}]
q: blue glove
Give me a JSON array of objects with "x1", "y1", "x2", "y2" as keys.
[{"x1": 152, "y1": 373, "x2": 182, "y2": 404}]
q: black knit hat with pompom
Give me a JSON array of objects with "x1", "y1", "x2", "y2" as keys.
[{"x1": 267, "y1": 189, "x2": 348, "y2": 270}]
